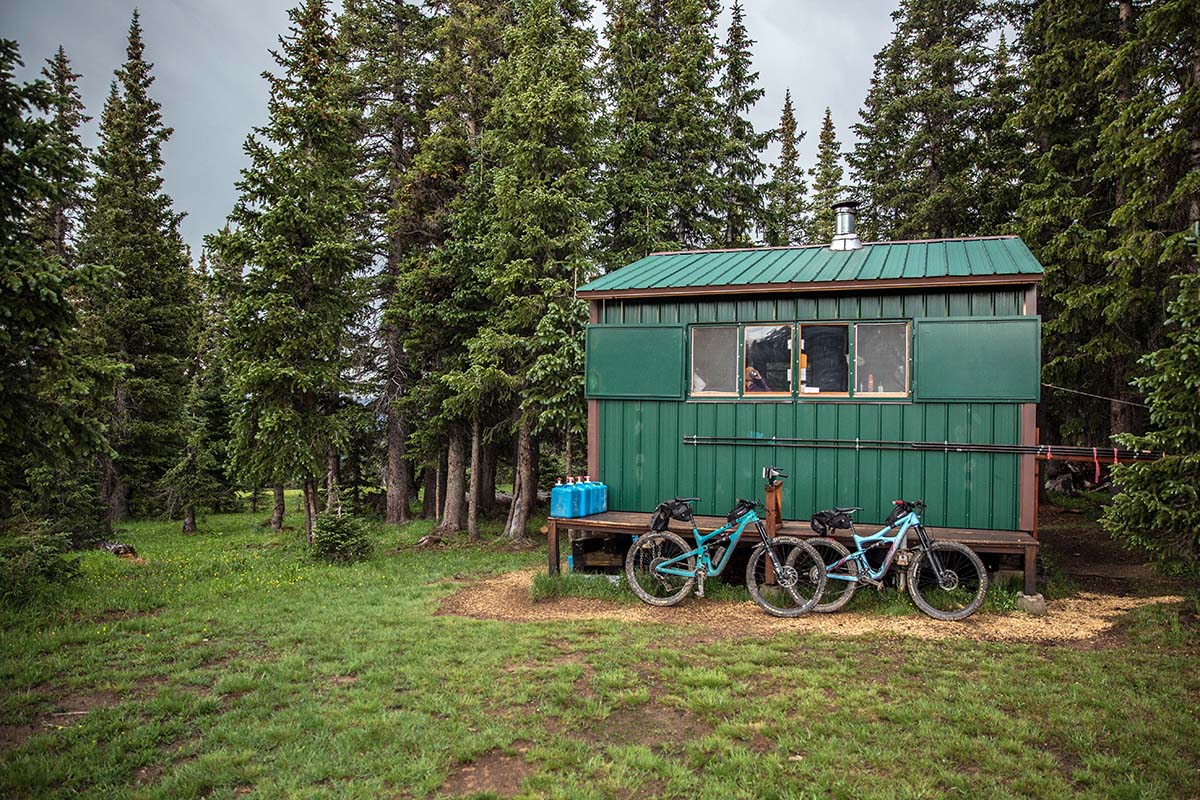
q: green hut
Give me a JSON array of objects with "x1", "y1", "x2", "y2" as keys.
[{"x1": 569, "y1": 206, "x2": 1043, "y2": 589}]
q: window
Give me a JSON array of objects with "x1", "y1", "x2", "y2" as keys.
[
  {"x1": 744, "y1": 325, "x2": 792, "y2": 395},
  {"x1": 855, "y1": 322, "x2": 909, "y2": 395},
  {"x1": 691, "y1": 326, "x2": 738, "y2": 394},
  {"x1": 799, "y1": 325, "x2": 848, "y2": 394},
  {"x1": 686, "y1": 320, "x2": 910, "y2": 401}
]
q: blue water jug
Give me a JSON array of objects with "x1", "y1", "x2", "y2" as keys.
[
  {"x1": 566, "y1": 478, "x2": 584, "y2": 518},
  {"x1": 579, "y1": 476, "x2": 596, "y2": 516},
  {"x1": 550, "y1": 479, "x2": 571, "y2": 518},
  {"x1": 596, "y1": 481, "x2": 608, "y2": 514}
]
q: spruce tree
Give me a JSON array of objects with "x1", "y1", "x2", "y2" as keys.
[
  {"x1": 850, "y1": 0, "x2": 996, "y2": 240},
  {"x1": 716, "y1": 0, "x2": 769, "y2": 247},
  {"x1": 32, "y1": 46, "x2": 89, "y2": 266},
  {"x1": 761, "y1": 90, "x2": 806, "y2": 247},
  {"x1": 0, "y1": 40, "x2": 105, "y2": 509},
  {"x1": 976, "y1": 33, "x2": 1023, "y2": 235},
  {"x1": 161, "y1": 256, "x2": 238, "y2": 533},
  {"x1": 848, "y1": 24, "x2": 909, "y2": 241},
  {"x1": 1014, "y1": 0, "x2": 1126, "y2": 443},
  {"x1": 806, "y1": 107, "x2": 845, "y2": 244},
  {"x1": 1101, "y1": 270, "x2": 1200, "y2": 586},
  {"x1": 662, "y1": 0, "x2": 725, "y2": 249},
  {"x1": 465, "y1": 0, "x2": 597, "y2": 539},
  {"x1": 341, "y1": 0, "x2": 434, "y2": 524},
  {"x1": 211, "y1": 0, "x2": 367, "y2": 542},
  {"x1": 597, "y1": 0, "x2": 674, "y2": 268},
  {"x1": 389, "y1": 0, "x2": 512, "y2": 534},
  {"x1": 76, "y1": 13, "x2": 195, "y2": 520}
]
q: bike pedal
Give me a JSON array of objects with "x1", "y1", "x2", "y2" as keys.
[{"x1": 696, "y1": 570, "x2": 706, "y2": 598}]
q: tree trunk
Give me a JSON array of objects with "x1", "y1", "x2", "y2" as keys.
[
  {"x1": 420, "y1": 466, "x2": 436, "y2": 518},
  {"x1": 303, "y1": 479, "x2": 318, "y2": 544},
  {"x1": 251, "y1": 485, "x2": 260, "y2": 514},
  {"x1": 435, "y1": 449, "x2": 446, "y2": 523},
  {"x1": 437, "y1": 427, "x2": 468, "y2": 534},
  {"x1": 478, "y1": 441, "x2": 497, "y2": 515},
  {"x1": 505, "y1": 420, "x2": 536, "y2": 540},
  {"x1": 271, "y1": 484, "x2": 285, "y2": 530},
  {"x1": 325, "y1": 446, "x2": 340, "y2": 513},
  {"x1": 101, "y1": 457, "x2": 129, "y2": 524},
  {"x1": 182, "y1": 505, "x2": 196, "y2": 534},
  {"x1": 385, "y1": 402, "x2": 413, "y2": 524},
  {"x1": 467, "y1": 417, "x2": 481, "y2": 541}
]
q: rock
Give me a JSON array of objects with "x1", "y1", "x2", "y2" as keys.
[
  {"x1": 1016, "y1": 592, "x2": 1048, "y2": 616},
  {"x1": 96, "y1": 541, "x2": 138, "y2": 557}
]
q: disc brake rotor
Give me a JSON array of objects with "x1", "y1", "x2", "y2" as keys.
[{"x1": 776, "y1": 565, "x2": 799, "y2": 588}]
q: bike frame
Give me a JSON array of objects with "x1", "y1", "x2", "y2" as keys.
[
  {"x1": 826, "y1": 509, "x2": 938, "y2": 584},
  {"x1": 653, "y1": 510, "x2": 768, "y2": 579}
]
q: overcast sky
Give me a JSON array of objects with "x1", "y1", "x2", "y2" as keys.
[{"x1": 4, "y1": 0, "x2": 899, "y2": 258}]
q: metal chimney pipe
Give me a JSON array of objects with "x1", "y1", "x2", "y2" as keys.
[{"x1": 830, "y1": 200, "x2": 862, "y2": 251}]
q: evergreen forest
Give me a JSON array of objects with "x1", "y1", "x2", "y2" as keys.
[{"x1": 2, "y1": 0, "x2": 1198, "y2": 588}]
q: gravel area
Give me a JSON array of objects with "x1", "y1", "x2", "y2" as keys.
[{"x1": 437, "y1": 568, "x2": 1182, "y2": 644}]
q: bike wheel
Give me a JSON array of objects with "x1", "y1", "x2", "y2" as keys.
[
  {"x1": 906, "y1": 541, "x2": 988, "y2": 621},
  {"x1": 625, "y1": 531, "x2": 695, "y2": 607},
  {"x1": 806, "y1": 537, "x2": 859, "y2": 613},
  {"x1": 745, "y1": 536, "x2": 826, "y2": 618}
]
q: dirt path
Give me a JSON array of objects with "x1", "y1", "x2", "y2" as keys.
[{"x1": 437, "y1": 568, "x2": 1181, "y2": 644}]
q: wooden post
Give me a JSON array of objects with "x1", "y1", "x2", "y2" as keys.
[{"x1": 547, "y1": 518, "x2": 560, "y2": 576}]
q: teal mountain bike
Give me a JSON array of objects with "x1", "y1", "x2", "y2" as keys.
[
  {"x1": 807, "y1": 500, "x2": 988, "y2": 621},
  {"x1": 625, "y1": 497, "x2": 827, "y2": 618}
]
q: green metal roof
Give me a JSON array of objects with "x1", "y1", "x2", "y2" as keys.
[{"x1": 578, "y1": 236, "x2": 1044, "y2": 297}]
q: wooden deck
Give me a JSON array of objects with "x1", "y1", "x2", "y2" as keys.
[{"x1": 547, "y1": 510, "x2": 1039, "y2": 594}]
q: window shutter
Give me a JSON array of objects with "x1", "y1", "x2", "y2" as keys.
[
  {"x1": 913, "y1": 317, "x2": 1040, "y2": 402},
  {"x1": 585, "y1": 325, "x2": 686, "y2": 399}
]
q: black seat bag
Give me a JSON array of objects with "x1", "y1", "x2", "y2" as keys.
[{"x1": 810, "y1": 509, "x2": 853, "y2": 535}]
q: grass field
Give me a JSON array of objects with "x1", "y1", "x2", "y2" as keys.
[{"x1": 2, "y1": 506, "x2": 1198, "y2": 799}]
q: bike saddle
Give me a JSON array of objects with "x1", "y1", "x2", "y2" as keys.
[{"x1": 833, "y1": 506, "x2": 862, "y2": 514}]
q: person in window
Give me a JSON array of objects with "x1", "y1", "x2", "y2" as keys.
[{"x1": 744, "y1": 364, "x2": 770, "y2": 392}]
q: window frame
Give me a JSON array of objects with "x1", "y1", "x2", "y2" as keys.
[
  {"x1": 853, "y1": 321, "x2": 911, "y2": 398},
  {"x1": 742, "y1": 323, "x2": 795, "y2": 398},
  {"x1": 688, "y1": 324, "x2": 741, "y2": 397},
  {"x1": 798, "y1": 322, "x2": 851, "y2": 397},
  {"x1": 685, "y1": 319, "x2": 913, "y2": 402}
]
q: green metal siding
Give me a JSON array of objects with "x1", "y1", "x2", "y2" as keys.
[
  {"x1": 579, "y1": 237, "x2": 1042, "y2": 293},
  {"x1": 599, "y1": 399, "x2": 1020, "y2": 530},
  {"x1": 592, "y1": 287, "x2": 1033, "y2": 531}
]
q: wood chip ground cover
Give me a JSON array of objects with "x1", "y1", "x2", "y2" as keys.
[{"x1": 438, "y1": 567, "x2": 1181, "y2": 644}]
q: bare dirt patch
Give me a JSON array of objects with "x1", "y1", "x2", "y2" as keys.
[
  {"x1": 438, "y1": 569, "x2": 1182, "y2": 644},
  {"x1": 574, "y1": 703, "x2": 710, "y2": 750},
  {"x1": 440, "y1": 747, "x2": 533, "y2": 798},
  {"x1": 0, "y1": 691, "x2": 121, "y2": 753}
]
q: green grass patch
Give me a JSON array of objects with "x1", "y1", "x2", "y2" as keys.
[{"x1": 1, "y1": 506, "x2": 1197, "y2": 799}]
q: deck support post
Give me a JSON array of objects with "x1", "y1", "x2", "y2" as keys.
[{"x1": 548, "y1": 518, "x2": 560, "y2": 576}]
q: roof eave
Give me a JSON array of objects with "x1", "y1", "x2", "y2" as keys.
[{"x1": 577, "y1": 272, "x2": 1043, "y2": 300}]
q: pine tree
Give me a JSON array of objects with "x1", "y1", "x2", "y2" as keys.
[
  {"x1": 976, "y1": 32, "x2": 1023, "y2": 235},
  {"x1": 31, "y1": 46, "x2": 89, "y2": 265},
  {"x1": 806, "y1": 107, "x2": 844, "y2": 244},
  {"x1": 716, "y1": 0, "x2": 769, "y2": 247},
  {"x1": 341, "y1": 0, "x2": 434, "y2": 524},
  {"x1": 160, "y1": 256, "x2": 238, "y2": 533},
  {"x1": 210, "y1": 0, "x2": 367, "y2": 542},
  {"x1": 463, "y1": 0, "x2": 597, "y2": 539},
  {"x1": 1014, "y1": 0, "x2": 1127, "y2": 443},
  {"x1": 761, "y1": 90, "x2": 806, "y2": 247},
  {"x1": 76, "y1": 13, "x2": 195, "y2": 520},
  {"x1": 848, "y1": 23, "x2": 909, "y2": 241},
  {"x1": 0, "y1": 40, "x2": 106, "y2": 512},
  {"x1": 662, "y1": 0, "x2": 725, "y2": 249},
  {"x1": 389, "y1": 0, "x2": 513, "y2": 534},
  {"x1": 850, "y1": 0, "x2": 996, "y2": 240},
  {"x1": 1101, "y1": 270, "x2": 1200, "y2": 586},
  {"x1": 597, "y1": 0, "x2": 674, "y2": 268}
]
